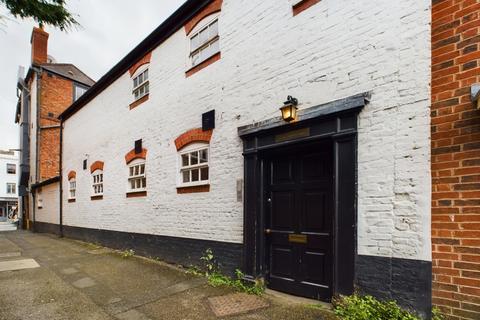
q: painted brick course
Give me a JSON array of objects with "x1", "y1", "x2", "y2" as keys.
[
  {"x1": 62, "y1": 0, "x2": 431, "y2": 263},
  {"x1": 431, "y1": 0, "x2": 480, "y2": 319}
]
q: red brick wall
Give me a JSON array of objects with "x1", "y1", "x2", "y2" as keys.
[
  {"x1": 431, "y1": 1, "x2": 480, "y2": 319},
  {"x1": 38, "y1": 71, "x2": 73, "y2": 181}
]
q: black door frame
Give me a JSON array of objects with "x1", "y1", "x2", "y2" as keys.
[{"x1": 238, "y1": 93, "x2": 369, "y2": 297}]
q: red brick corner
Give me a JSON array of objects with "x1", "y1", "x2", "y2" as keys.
[
  {"x1": 129, "y1": 52, "x2": 152, "y2": 76},
  {"x1": 90, "y1": 161, "x2": 104, "y2": 173},
  {"x1": 184, "y1": 0, "x2": 223, "y2": 35},
  {"x1": 67, "y1": 170, "x2": 76, "y2": 180},
  {"x1": 174, "y1": 128, "x2": 213, "y2": 151},
  {"x1": 125, "y1": 148, "x2": 148, "y2": 165},
  {"x1": 293, "y1": 0, "x2": 321, "y2": 16}
]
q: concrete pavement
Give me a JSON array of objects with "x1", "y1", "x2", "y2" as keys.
[{"x1": 0, "y1": 231, "x2": 334, "y2": 320}]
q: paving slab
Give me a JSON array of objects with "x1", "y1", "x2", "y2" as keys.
[
  {"x1": 0, "y1": 258, "x2": 39, "y2": 272},
  {"x1": 72, "y1": 277, "x2": 96, "y2": 289}
]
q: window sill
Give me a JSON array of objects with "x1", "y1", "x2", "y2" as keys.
[
  {"x1": 177, "y1": 184, "x2": 210, "y2": 194},
  {"x1": 68, "y1": 198, "x2": 76, "y2": 203},
  {"x1": 126, "y1": 190, "x2": 147, "y2": 198},
  {"x1": 293, "y1": 0, "x2": 321, "y2": 16},
  {"x1": 129, "y1": 94, "x2": 149, "y2": 110},
  {"x1": 186, "y1": 52, "x2": 221, "y2": 78},
  {"x1": 91, "y1": 195, "x2": 103, "y2": 201}
]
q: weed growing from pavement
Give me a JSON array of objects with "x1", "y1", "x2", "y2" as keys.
[
  {"x1": 119, "y1": 249, "x2": 135, "y2": 259},
  {"x1": 188, "y1": 248, "x2": 265, "y2": 295}
]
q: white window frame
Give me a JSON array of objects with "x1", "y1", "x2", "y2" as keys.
[
  {"x1": 6, "y1": 163, "x2": 16, "y2": 174},
  {"x1": 132, "y1": 65, "x2": 149, "y2": 101},
  {"x1": 6, "y1": 183, "x2": 16, "y2": 195},
  {"x1": 128, "y1": 159, "x2": 146, "y2": 192},
  {"x1": 73, "y1": 84, "x2": 88, "y2": 102},
  {"x1": 68, "y1": 178, "x2": 76, "y2": 200},
  {"x1": 188, "y1": 13, "x2": 220, "y2": 68},
  {"x1": 177, "y1": 142, "x2": 210, "y2": 188},
  {"x1": 92, "y1": 169, "x2": 104, "y2": 196}
]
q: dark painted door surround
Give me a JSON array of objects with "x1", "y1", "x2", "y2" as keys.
[
  {"x1": 238, "y1": 93, "x2": 369, "y2": 301},
  {"x1": 265, "y1": 142, "x2": 334, "y2": 300}
]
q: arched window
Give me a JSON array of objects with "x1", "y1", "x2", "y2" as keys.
[
  {"x1": 188, "y1": 12, "x2": 220, "y2": 68},
  {"x1": 128, "y1": 158, "x2": 146, "y2": 192},
  {"x1": 132, "y1": 64, "x2": 149, "y2": 102},
  {"x1": 178, "y1": 142, "x2": 209, "y2": 187},
  {"x1": 92, "y1": 169, "x2": 103, "y2": 196},
  {"x1": 68, "y1": 178, "x2": 76, "y2": 200}
]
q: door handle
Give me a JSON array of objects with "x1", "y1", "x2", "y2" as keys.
[{"x1": 265, "y1": 229, "x2": 272, "y2": 235}]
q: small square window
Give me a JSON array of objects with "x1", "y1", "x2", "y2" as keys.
[{"x1": 6, "y1": 164, "x2": 16, "y2": 174}]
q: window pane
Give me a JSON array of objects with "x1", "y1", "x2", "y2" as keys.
[
  {"x1": 131, "y1": 180, "x2": 135, "y2": 189},
  {"x1": 199, "y1": 27, "x2": 209, "y2": 44},
  {"x1": 192, "y1": 52, "x2": 200, "y2": 66},
  {"x1": 210, "y1": 20, "x2": 218, "y2": 38},
  {"x1": 183, "y1": 171, "x2": 190, "y2": 183},
  {"x1": 191, "y1": 34, "x2": 199, "y2": 50},
  {"x1": 191, "y1": 151, "x2": 198, "y2": 165},
  {"x1": 130, "y1": 167, "x2": 134, "y2": 176},
  {"x1": 134, "y1": 78, "x2": 138, "y2": 88},
  {"x1": 134, "y1": 90, "x2": 139, "y2": 99},
  {"x1": 142, "y1": 178, "x2": 146, "y2": 188},
  {"x1": 139, "y1": 73, "x2": 143, "y2": 84},
  {"x1": 139, "y1": 86, "x2": 144, "y2": 95},
  {"x1": 211, "y1": 38, "x2": 220, "y2": 54},
  {"x1": 145, "y1": 83, "x2": 149, "y2": 94},
  {"x1": 192, "y1": 169, "x2": 199, "y2": 182},
  {"x1": 201, "y1": 167, "x2": 209, "y2": 181},
  {"x1": 182, "y1": 154, "x2": 189, "y2": 167},
  {"x1": 200, "y1": 149, "x2": 208, "y2": 163},
  {"x1": 144, "y1": 69, "x2": 148, "y2": 80}
]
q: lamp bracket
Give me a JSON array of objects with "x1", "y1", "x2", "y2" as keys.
[{"x1": 284, "y1": 95, "x2": 298, "y2": 106}]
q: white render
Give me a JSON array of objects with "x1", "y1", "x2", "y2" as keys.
[
  {"x1": 62, "y1": 0, "x2": 431, "y2": 261},
  {"x1": 0, "y1": 150, "x2": 19, "y2": 218},
  {"x1": 35, "y1": 182, "x2": 60, "y2": 225}
]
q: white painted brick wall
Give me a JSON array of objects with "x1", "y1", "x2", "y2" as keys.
[
  {"x1": 62, "y1": 0, "x2": 431, "y2": 261},
  {"x1": 35, "y1": 182, "x2": 59, "y2": 224}
]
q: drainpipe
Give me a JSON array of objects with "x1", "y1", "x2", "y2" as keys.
[
  {"x1": 59, "y1": 120, "x2": 64, "y2": 237},
  {"x1": 32, "y1": 68, "x2": 42, "y2": 232}
]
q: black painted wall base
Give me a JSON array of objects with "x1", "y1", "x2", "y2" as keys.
[
  {"x1": 355, "y1": 255, "x2": 432, "y2": 319},
  {"x1": 34, "y1": 222, "x2": 243, "y2": 275},
  {"x1": 34, "y1": 221, "x2": 61, "y2": 235}
]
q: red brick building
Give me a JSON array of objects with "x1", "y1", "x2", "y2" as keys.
[
  {"x1": 431, "y1": 1, "x2": 480, "y2": 319},
  {"x1": 15, "y1": 27, "x2": 94, "y2": 230}
]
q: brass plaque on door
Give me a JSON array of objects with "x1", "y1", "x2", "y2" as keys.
[{"x1": 288, "y1": 234, "x2": 307, "y2": 244}]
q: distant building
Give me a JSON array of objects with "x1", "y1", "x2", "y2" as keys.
[
  {"x1": 15, "y1": 26, "x2": 94, "y2": 231},
  {"x1": 0, "y1": 150, "x2": 18, "y2": 221}
]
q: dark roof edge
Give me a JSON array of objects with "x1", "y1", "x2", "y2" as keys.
[
  {"x1": 237, "y1": 92, "x2": 371, "y2": 137},
  {"x1": 59, "y1": 0, "x2": 212, "y2": 122},
  {"x1": 31, "y1": 176, "x2": 60, "y2": 190},
  {"x1": 41, "y1": 65, "x2": 95, "y2": 87}
]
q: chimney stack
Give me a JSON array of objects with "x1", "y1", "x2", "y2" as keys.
[{"x1": 31, "y1": 26, "x2": 49, "y2": 65}]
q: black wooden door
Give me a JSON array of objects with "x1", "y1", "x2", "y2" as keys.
[{"x1": 265, "y1": 143, "x2": 333, "y2": 300}]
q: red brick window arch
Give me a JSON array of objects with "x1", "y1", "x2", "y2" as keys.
[
  {"x1": 67, "y1": 170, "x2": 76, "y2": 202},
  {"x1": 175, "y1": 128, "x2": 212, "y2": 193}
]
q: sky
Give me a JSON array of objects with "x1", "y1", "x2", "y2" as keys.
[{"x1": 0, "y1": 0, "x2": 185, "y2": 150}]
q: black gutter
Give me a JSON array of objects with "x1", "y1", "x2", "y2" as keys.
[
  {"x1": 59, "y1": 120, "x2": 64, "y2": 237},
  {"x1": 58, "y1": 0, "x2": 212, "y2": 121},
  {"x1": 30, "y1": 176, "x2": 60, "y2": 190}
]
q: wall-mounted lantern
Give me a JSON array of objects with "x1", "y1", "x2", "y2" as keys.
[
  {"x1": 280, "y1": 95, "x2": 298, "y2": 122},
  {"x1": 471, "y1": 84, "x2": 480, "y2": 109}
]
